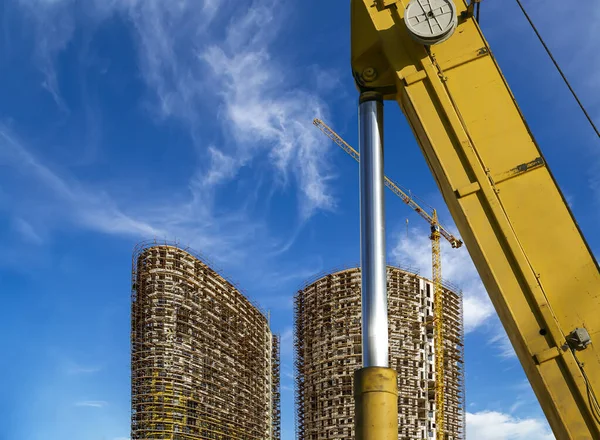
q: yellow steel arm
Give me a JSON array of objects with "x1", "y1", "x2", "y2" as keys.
[{"x1": 350, "y1": 1, "x2": 600, "y2": 438}]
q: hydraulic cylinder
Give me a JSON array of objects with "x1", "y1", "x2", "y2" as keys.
[{"x1": 355, "y1": 91, "x2": 398, "y2": 440}]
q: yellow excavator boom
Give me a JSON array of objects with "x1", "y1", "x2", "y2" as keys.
[{"x1": 350, "y1": 0, "x2": 600, "y2": 438}]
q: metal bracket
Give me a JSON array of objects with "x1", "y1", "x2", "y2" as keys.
[
  {"x1": 456, "y1": 157, "x2": 545, "y2": 199},
  {"x1": 533, "y1": 347, "x2": 561, "y2": 365},
  {"x1": 566, "y1": 328, "x2": 592, "y2": 351},
  {"x1": 377, "y1": 0, "x2": 398, "y2": 8},
  {"x1": 493, "y1": 157, "x2": 545, "y2": 185},
  {"x1": 456, "y1": 182, "x2": 481, "y2": 199},
  {"x1": 461, "y1": 3, "x2": 475, "y2": 19},
  {"x1": 461, "y1": 0, "x2": 482, "y2": 22}
]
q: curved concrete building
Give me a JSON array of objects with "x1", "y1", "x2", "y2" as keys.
[
  {"x1": 294, "y1": 266, "x2": 464, "y2": 440},
  {"x1": 131, "y1": 242, "x2": 280, "y2": 440}
]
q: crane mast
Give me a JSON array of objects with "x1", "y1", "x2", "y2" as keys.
[
  {"x1": 314, "y1": 117, "x2": 460, "y2": 439},
  {"x1": 350, "y1": 0, "x2": 600, "y2": 438},
  {"x1": 430, "y1": 211, "x2": 444, "y2": 440}
]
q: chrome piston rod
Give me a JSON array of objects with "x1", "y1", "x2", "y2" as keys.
[{"x1": 358, "y1": 92, "x2": 389, "y2": 368}]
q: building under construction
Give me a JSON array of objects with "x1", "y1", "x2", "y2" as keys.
[
  {"x1": 294, "y1": 266, "x2": 464, "y2": 440},
  {"x1": 131, "y1": 241, "x2": 281, "y2": 440}
]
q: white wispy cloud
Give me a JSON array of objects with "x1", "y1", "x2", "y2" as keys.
[
  {"x1": 11, "y1": 0, "x2": 338, "y2": 246},
  {"x1": 75, "y1": 400, "x2": 108, "y2": 408},
  {"x1": 124, "y1": 0, "x2": 223, "y2": 124},
  {"x1": 310, "y1": 66, "x2": 343, "y2": 96},
  {"x1": 467, "y1": 411, "x2": 554, "y2": 440},
  {"x1": 17, "y1": 0, "x2": 222, "y2": 118},
  {"x1": 200, "y1": 0, "x2": 336, "y2": 219},
  {"x1": 0, "y1": 127, "x2": 161, "y2": 238},
  {"x1": 17, "y1": 0, "x2": 75, "y2": 111},
  {"x1": 280, "y1": 327, "x2": 293, "y2": 343},
  {"x1": 0, "y1": 126, "x2": 285, "y2": 264},
  {"x1": 279, "y1": 326, "x2": 294, "y2": 357},
  {"x1": 390, "y1": 226, "x2": 494, "y2": 333},
  {"x1": 488, "y1": 323, "x2": 517, "y2": 359},
  {"x1": 506, "y1": 379, "x2": 541, "y2": 416},
  {"x1": 12, "y1": 218, "x2": 44, "y2": 245},
  {"x1": 202, "y1": 146, "x2": 239, "y2": 187}
]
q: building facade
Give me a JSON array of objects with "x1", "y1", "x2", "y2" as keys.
[
  {"x1": 131, "y1": 242, "x2": 280, "y2": 440},
  {"x1": 294, "y1": 266, "x2": 464, "y2": 440}
]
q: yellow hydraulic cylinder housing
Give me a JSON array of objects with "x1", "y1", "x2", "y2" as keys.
[
  {"x1": 354, "y1": 367, "x2": 399, "y2": 440},
  {"x1": 350, "y1": 0, "x2": 600, "y2": 439}
]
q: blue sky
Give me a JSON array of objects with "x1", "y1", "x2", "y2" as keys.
[{"x1": 1, "y1": 0, "x2": 598, "y2": 439}]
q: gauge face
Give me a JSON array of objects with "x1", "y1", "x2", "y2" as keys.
[{"x1": 404, "y1": 0, "x2": 458, "y2": 45}]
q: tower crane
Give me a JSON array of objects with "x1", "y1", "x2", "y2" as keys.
[
  {"x1": 313, "y1": 117, "x2": 462, "y2": 439},
  {"x1": 313, "y1": 119, "x2": 462, "y2": 249}
]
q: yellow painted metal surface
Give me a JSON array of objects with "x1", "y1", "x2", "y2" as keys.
[
  {"x1": 354, "y1": 367, "x2": 399, "y2": 440},
  {"x1": 350, "y1": 1, "x2": 600, "y2": 438}
]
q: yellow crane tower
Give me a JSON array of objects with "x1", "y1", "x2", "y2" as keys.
[{"x1": 313, "y1": 117, "x2": 462, "y2": 440}]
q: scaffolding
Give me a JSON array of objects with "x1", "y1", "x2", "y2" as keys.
[
  {"x1": 131, "y1": 241, "x2": 280, "y2": 440},
  {"x1": 294, "y1": 266, "x2": 465, "y2": 440},
  {"x1": 272, "y1": 334, "x2": 281, "y2": 440}
]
